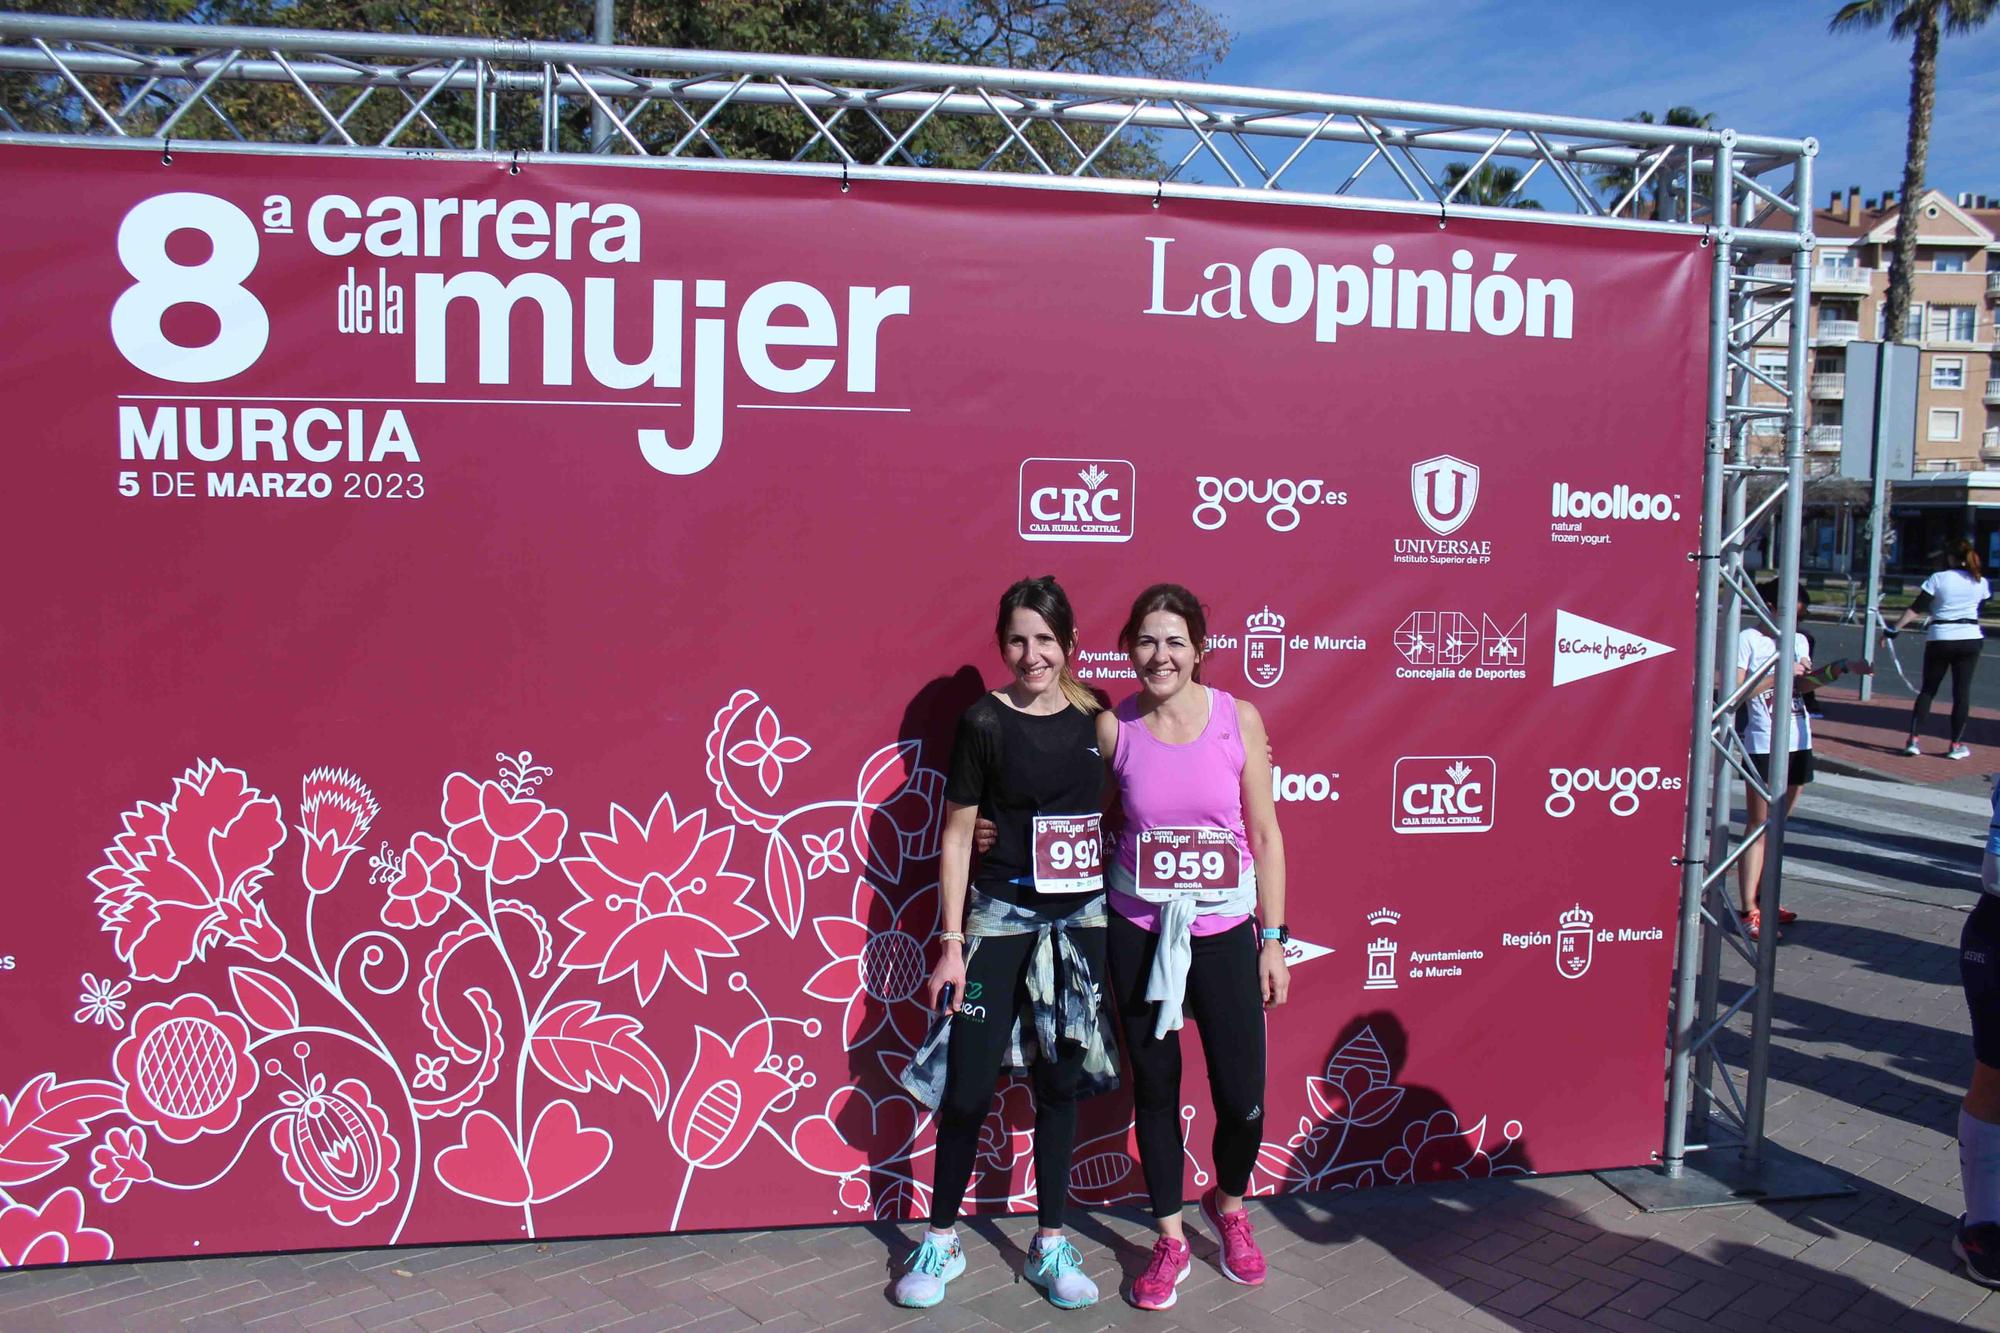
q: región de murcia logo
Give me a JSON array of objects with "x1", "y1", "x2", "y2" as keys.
[{"x1": 1239, "y1": 607, "x2": 1366, "y2": 691}]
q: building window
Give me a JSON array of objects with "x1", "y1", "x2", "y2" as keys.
[
  {"x1": 1756, "y1": 352, "x2": 1788, "y2": 381},
  {"x1": 1935, "y1": 252, "x2": 1968, "y2": 273},
  {"x1": 1934, "y1": 357, "x2": 1966, "y2": 389},
  {"x1": 1877, "y1": 303, "x2": 1924, "y2": 340},
  {"x1": 1931, "y1": 408, "x2": 1962, "y2": 441},
  {"x1": 1931, "y1": 304, "x2": 1978, "y2": 343}
]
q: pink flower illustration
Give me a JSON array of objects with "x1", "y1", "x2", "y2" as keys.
[
  {"x1": 266, "y1": 1054, "x2": 402, "y2": 1227},
  {"x1": 90, "y1": 760, "x2": 287, "y2": 982},
  {"x1": 558, "y1": 793, "x2": 766, "y2": 1003},
  {"x1": 379, "y1": 833, "x2": 462, "y2": 930},
  {"x1": 87, "y1": 1127, "x2": 151, "y2": 1204},
  {"x1": 298, "y1": 768, "x2": 378, "y2": 894},
  {"x1": 727, "y1": 706, "x2": 811, "y2": 797},
  {"x1": 1382, "y1": 1111, "x2": 1493, "y2": 1184},
  {"x1": 0, "y1": 1188, "x2": 113, "y2": 1267},
  {"x1": 442, "y1": 752, "x2": 567, "y2": 885},
  {"x1": 804, "y1": 878, "x2": 938, "y2": 1052},
  {"x1": 801, "y1": 830, "x2": 849, "y2": 880},
  {"x1": 668, "y1": 1018, "x2": 809, "y2": 1170},
  {"x1": 113, "y1": 993, "x2": 259, "y2": 1144}
]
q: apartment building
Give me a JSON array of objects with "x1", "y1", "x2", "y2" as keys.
[{"x1": 1749, "y1": 186, "x2": 2000, "y2": 571}]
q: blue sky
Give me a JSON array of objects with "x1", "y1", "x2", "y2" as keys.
[{"x1": 1204, "y1": 0, "x2": 2000, "y2": 210}]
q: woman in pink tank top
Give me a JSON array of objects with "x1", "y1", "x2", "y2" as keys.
[{"x1": 1098, "y1": 583, "x2": 1290, "y2": 1310}]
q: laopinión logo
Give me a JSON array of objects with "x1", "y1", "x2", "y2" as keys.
[
  {"x1": 1393, "y1": 609, "x2": 1527, "y2": 681},
  {"x1": 1018, "y1": 458, "x2": 1136, "y2": 543},
  {"x1": 1192, "y1": 475, "x2": 1348, "y2": 532},
  {"x1": 1395, "y1": 455, "x2": 1492, "y2": 566},
  {"x1": 1544, "y1": 765, "x2": 1684, "y2": 818},
  {"x1": 1549, "y1": 481, "x2": 1683, "y2": 548},
  {"x1": 1391, "y1": 756, "x2": 1495, "y2": 834}
]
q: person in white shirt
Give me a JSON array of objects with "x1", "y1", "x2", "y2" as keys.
[
  {"x1": 1736, "y1": 581, "x2": 1868, "y2": 940},
  {"x1": 1891, "y1": 539, "x2": 1991, "y2": 761}
]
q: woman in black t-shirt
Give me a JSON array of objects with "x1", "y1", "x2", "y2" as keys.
[{"x1": 892, "y1": 576, "x2": 1114, "y2": 1313}]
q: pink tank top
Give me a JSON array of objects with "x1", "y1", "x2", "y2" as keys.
[{"x1": 1108, "y1": 686, "x2": 1252, "y2": 935}]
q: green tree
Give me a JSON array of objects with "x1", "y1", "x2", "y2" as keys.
[
  {"x1": 13, "y1": 1, "x2": 1229, "y2": 175},
  {"x1": 1591, "y1": 107, "x2": 1714, "y2": 220},
  {"x1": 1830, "y1": 0, "x2": 1997, "y2": 345},
  {"x1": 1441, "y1": 161, "x2": 1542, "y2": 209}
]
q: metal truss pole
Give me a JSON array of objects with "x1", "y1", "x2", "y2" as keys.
[{"x1": 1661, "y1": 135, "x2": 1735, "y2": 1178}]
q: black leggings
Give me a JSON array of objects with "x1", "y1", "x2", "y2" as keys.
[
  {"x1": 927, "y1": 926, "x2": 1103, "y2": 1230},
  {"x1": 1107, "y1": 914, "x2": 1266, "y2": 1217},
  {"x1": 1912, "y1": 638, "x2": 1983, "y2": 744}
]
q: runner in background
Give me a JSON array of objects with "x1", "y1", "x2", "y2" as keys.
[
  {"x1": 893, "y1": 576, "x2": 1116, "y2": 1313},
  {"x1": 1098, "y1": 584, "x2": 1288, "y2": 1311},
  {"x1": 1737, "y1": 579, "x2": 1869, "y2": 941},
  {"x1": 1955, "y1": 777, "x2": 2000, "y2": 1287},
  {"x1": 1890, "y1": 539, "x2": 1991, "y2": 761}
]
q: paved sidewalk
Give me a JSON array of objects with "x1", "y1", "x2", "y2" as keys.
[
  {"x1": 1, "y1": 874, "x2": 1993, "y2": 1331},
  {"x1": 1808, "y1": 682, "x2": 1999, "y2": 793}
]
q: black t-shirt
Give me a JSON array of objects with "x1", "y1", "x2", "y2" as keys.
[{"x1": 946, "y1": 693, "x2": 1103, "y2": 910}]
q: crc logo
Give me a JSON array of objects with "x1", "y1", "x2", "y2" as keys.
[
  {"x1": 1410, "y1": 455, "x2": 1480, "y2": 536},
  {"x1": 1551, "y1": 482, "x2": 1681, "y2": 523},
  {"x1": 1019, "y1": 458, "x2": 1135, "y2": 543},
  {"x1": 1192, "y1": 476, "x2": 1348, "y2": 532},
  {"x1": 1545, "y1": 765, "x2": 1683, "y2": 818},
  {"x1": 1392, "y1": 756, "x2": 1495, "y2": 834},
  {"x1": 1273, "y1": 766, "x2": 1340, "y2": 803}
]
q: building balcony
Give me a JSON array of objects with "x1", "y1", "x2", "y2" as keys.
[
  {"x1": 1809, "y1": 424, "x2": 1842, "y2": 451},
  {"x1": 1746, "y1": 263, "x2": 1791, "y2": 283},
  {"x1": 1814, "y1": 320, "x2": 1862, "y2": 345},
  {"x1": 1813, "y1": 263, "x2": 1873, "y2": 294},
  {"x1": 1988, "y1": 271, "x2": 2000, "y2": 298},
  {"x1": 1986, "y1": 381, "x2": 2000, "y2": 406},
  {"x1": 1987, "y1": 426, "x2": 2000, "y2": 455},
  {"x1": 1809, "y1": 373, "x2": 1845, "y2": 400}
]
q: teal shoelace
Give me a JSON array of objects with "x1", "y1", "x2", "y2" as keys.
[
  {"x1": 1032, "y1": 1237, "x2": 1084, "y2": 1279},
  {"x1": 907, "y1": 1236, "x2": 957, "y2": 1276}
]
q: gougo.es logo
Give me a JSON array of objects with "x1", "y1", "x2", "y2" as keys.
[
  {"x1": 1544, "y1": 765, "x2": 1682, "y2": 818},
  {"x1": 1192, "y1": 475, "x2": 1349, "y2": 532}
]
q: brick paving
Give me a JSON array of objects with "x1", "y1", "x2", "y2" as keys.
[
  {"x1": 3, "y1": 873, "x2": 1994, "y2": 1330},
  {"x1": 1810, "y1": 681, "x2": 2000, "y2": 792}
]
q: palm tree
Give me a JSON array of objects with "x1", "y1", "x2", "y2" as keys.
[
  {"x1": 1831, "y1": 0, "x2": 1997, "y2": 344},
  {"x1": 1592, "y1": 107, "x2": 1714, "y2": 220},
  {"x1": 1441, "y1": 162, "x2": 1542, "y2": 209}
]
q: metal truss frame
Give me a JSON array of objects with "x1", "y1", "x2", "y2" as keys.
[{"x1": 0, "y1": 12, "x2": 1819, "y2": 1200}]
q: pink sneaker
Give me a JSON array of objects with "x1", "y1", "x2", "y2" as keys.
[
  {"x1": 1201, "y1": 1189, "x2": 1267, "y2": 1285},
  {"x1": 1130, "y1": 1235, "x2": 1190, "y2": 1310}
]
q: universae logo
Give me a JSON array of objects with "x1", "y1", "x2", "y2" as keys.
[
  {"x1": 1018, "y1": 458, "x2": 1135, "y2": 543},
  {"x1": 1410, "y1": 455, "x2": 1480, "y2": 536}
]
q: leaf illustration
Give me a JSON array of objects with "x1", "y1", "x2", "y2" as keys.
[
  {"x1": 529, "y1": 1000, "x2": 670, "y2": 1117},
  {"x1": 1347, "y1": 1085, "x2": 1406, "y2": 1129},
  {"x1": 0, "y1": 1074, "x2": 125, "y2": 1187},
  {"x1": 850, "y1": 740, "x2": 919, "y2": 881},
  {"x1": 1253, "y1": 1140, "x2": 1310, "y2": 1186},
  {"x1": 228, "y1": 966, "x2": 300, "y2": 1034},
  {"x1": 763, "y1": 831, "x2": 806, "y2": 940}
]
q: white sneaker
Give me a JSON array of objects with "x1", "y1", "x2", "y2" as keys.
[
  {"x1": 1902, "y1": 742, "x2": 1922, "y2": 756},
  {"x1": 1025, "y1": 1234, "x2": 1099, "y2": 1309},
  {"x1": 892, "y1": 1231, "x2": 965, "y2": 1308},
  {"x1": 1951, "y1": 745, "x2": 1974, "y2": 761}
]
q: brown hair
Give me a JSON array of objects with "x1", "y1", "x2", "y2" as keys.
[
  {"x1": 995, "y1": 576, "x2": 1100, "y2": 713},
  {"x1": 1117, "y1": 583, "x2": 1209, "y2": 681},
  {"x1": 1948, "y1": 537, "x2": 1984, "y2": 581}
]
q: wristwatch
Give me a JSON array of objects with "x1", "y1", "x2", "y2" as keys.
[{"x1": 1260, "y1": 924, "x2": 1289, "y2": 945}]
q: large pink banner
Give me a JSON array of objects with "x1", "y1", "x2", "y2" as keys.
[{"x1": 0, "y1": 146, "x2": 1704, "y2": 1265}]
